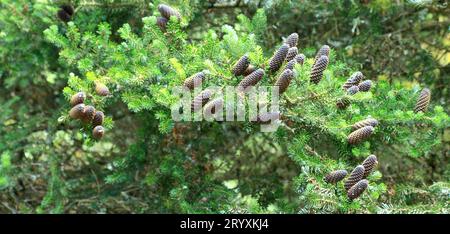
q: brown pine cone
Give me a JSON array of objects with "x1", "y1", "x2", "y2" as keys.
[
  {"x1": 256, "y1": 111, "x2": 281, "y2": 124},
  {"x1": 414, "y1": 88, "x2": 431, "y2": 113},
  {"x1": 347, "y1": 179, "x2": 369, "y2": 200},
  {"x1": 285, "y1": 59, "x2": 297, "y2": 71},
  {"x1": 70, "y1": 92, "x2": 86, "y2": 106},
  {"x1": 81, "y1": 105, "x2": 96, "y2": 123},
  {"x1": 243, "y1": 65, "x2": 256, "y2": 76},
  {"x1": 347, "y1": 85, "x2": 359, "y2": 95},
  {"x1": 352, "y1": 118, "x2": 378, "y2": 130},
  {"x1": 237, "y1": 69, "x2": 264, "y2": 92},
  {"x1": 342, "y1": 71, "x2": 364, "y2": 90},
  {"x1": 275, "y1": 69, "x2": 293, "y2": 94},
  {"x1": 232, "y1": 55, "x2": 250, "y2": 76},
  {"x1": 295, "y1": 54, "x2": 305, "y2": 65},
  {"x1": 324, "y1": 170, "x2": 348, "y2": 184},
  {"x1": 95, "y1": 83, "x2": 110, "y2": 96},
  {"x1": 92, "y1": 111, "x2": 104, "y2": 127},
  {"x1": 69, "y1": 103, "x2": 85, "y2": 119},
  {"x1": 268, "y1": 44, "x2": 289, "y2": 73},
  {"x1": 184, "y1": 72, "x2": 205, "y2": 90},
  {"x1": 313, "y1": 45, "x2": 330, "y2": 66},
  {"x1": 158, "y1": 4, "x2": 181, "y2": 20},
  {"x1": 61, "y1": 4, "x2": 74, "y2": 16},
  {"x1": 310, "y1": 55, "x2": 328, "y2": 84},
  {"x1": 344, "y1": 165, "x2": 365, "y2": 191},
  {"x1": 203, "y1": 98, "x2": 224, "y2": 116},
  {"x1": 157, "y1": 17, "x2": 168, "y2": 31},
  {"x1": 358, "y1": 80, "x2": 372, "y2": 92},
  {"x1": 191, "y1": 90, "x2": 212, "y2": 112},
  {"x1": 57, "y1": 9, "x2": 71, "y2": 22},
  {"x1": 362, "y1": 154, "x2": 378, "y2": 178},
  {"x1": 285, "y1": 33, "x2": 299, "y2": 47},
  {"x1": 347, "y1": 126, "x2": 374, "y2": 145},
  {"x1": 92, "y1": 126, "x2": 105, "y2": 140},
  {"x1": 336, "y1": 97, "x2": 351, "y2": 109},
  {"x1": 285, "y1": 47, "x2": 298, "y2": 62}
]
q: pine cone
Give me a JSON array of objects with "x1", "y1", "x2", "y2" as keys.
[
  {"x1": 347, "y1": 179, "x2": 369, "y2": 200},
  {"x1": 81, "y1": 105, "x2": 96, "y2": 123},
  {"x1": 295, "y1": 54, "x2": 305, "y2": 65},
  {"x1": 61, "y1": 4, "x2": 74, "y2": 16},
  {"x1": 313, "y1": 45, "x2": 330, "y2": 66},
  {"x1": 157, "y1": 17, "x2": 168, "y2": 31},
  {"x1": 70, "y1": 92, "x2": 86, "y2": 106},
  {"x1": 358, "y1": 80, "x2": 372, "y2": 92},
  {"x1": 275, "y1": 69, "x2": 293, "y2": 94},
  {"x1": 57, "y1": 9, "x2": 71, "y2": 22},
  {"x1": 203, "y1": 98, "x2": 224, "y2": 116},
  {"x1": 243, "y1": 65, "x2": 256, "y2": 76},
  {"x1": 344, "y1": 165, "x2": 365, "y2": 191},
  {"x1": 256, "y1": 111, "x2": 281, "y2": 124},
  {"x1": 95, "y1": 83, "x2": 110, "y2": 96},
  {"x1": 285, "y1": 47, "x2": 298, "y2": 62},
  {"x1": 184, "y1": 72, "x2": 205, "y2": 90},
  {"x1": 324, "y1": 170, "x2": 348, "y2": 184},
  {"x1": 352, "y1": 118, "x2": 378, "y2": 130},
  {"x1": 347, "y1": 85, "x2": 359, "y2": 95},
  {"x1": 268, "y1": 44, "x2": 289, "y2": 73},
  {"x1": 336, "y1": 97, "x2": 350, "y2": 109},
  {"x1": 342, "y1": 72, "x2": 364, "y2": 90},
  {"x1": 232, "y1": 55, "x2": 250, "y2": 76},
  {"x1": 285, "y1": 59, "x2": 297, "y2": 71},
  {"x1": 92, "y1": 126, "x2": 105, "y2": 140},
  {"x1": 237, "y1": 69, "x2": 264, "y2": 92},
  {"x1": 92, "y1": 111, "x2": 104, "y2": 127},
  {"x1": 191, "y1": 90, "x2": 212, "y2": 112},
  {"x1": 414, "y1": 88, "x2": 431, "y2": 113},
  {"x1": 69, "y1": 104, "x2": 85, "y2": 119},
  {"x1": 310, "y1": 55, "x2": 328, "y2": 84},
  {"x1": 285, "y1": 33, "x2": 299, "y2": 47},
  {"x1": 347, "y1": 126, "x2": 374, "y2": 145},
  {"x1": 158, "y1": 4, "x2": 181, "y2": 20},
  {"x1": 362, "y1": 154, "x2": 378, "y2": 178}
]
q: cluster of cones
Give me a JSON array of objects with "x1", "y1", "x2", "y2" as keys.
[
  {"x1": 324, "y1": 155, "x2": 379, "y2": 200},
  {"x1": 156, "y1": 4, "x2": 181, "y2": 31},
  {"x1": 347, "y1": 117, "x2": 379, "y2": 145},
  {"x1": 68, "y1": 82, "x2": 110, "y2": 140}
]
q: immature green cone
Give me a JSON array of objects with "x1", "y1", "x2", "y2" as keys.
[
  {"x1": 232, "y1": 55, "x2": 250, "y2": 76},
  {"x1": 184, "y1": 72, "x2": 205, "y2": 90},
  {"x1": 347, "y1": 126, "x2": 374, "y2": 145},
  {"x1": 347, "y1": 179, "x2": 369, "y2": 200},
  {"x1": 352, "y1": 118, "x2": 378, "y2": 130},
  {"x1": 157, "y1": 17, "x2": 168, "y2": 31},
  {"x1": 336, "y1": 97, "x2": 350, "y2": 109},
  {"x1": 342, "y1": 71, "x2": 364, "y2": 90},
  {"x1": 358, "y1": 80, "x2": 372, "y2": 92},
  {"x1": 158, "y1": 4, "x2": 181, "y2": 20},
  {"x1": 70, "y1": 92, "x2": 86, "y2": 106},
  {"x1": 92, "y1": 111, "x2": 104, "y2": 127},
  {"x1": 347, "y1": 85, "x2": 359, "y2": 95},
  {"x1": 237, "y1": 69, "x2": 265, "y2": 92},
  {"x1": 269, "y1": 44, "x2": 289, "y2": 73},
  {"x1": 81, "y1": 105, "x2": 96, "y2": 123},
  {"x1": 275, "y1": 69, "x2": 294, "y2": 94},
  {"x1": 285, "y1": 33, "x2": 299, "y2": 47},
  {"x1": 191, "y1": 90, "x2": 212, "y2": 112},
  {"x1": 313, "y1": 45, "x2": 330, "y2": 66},
  {"x1": 92, "y1": 126, "x2": 105, "y2": 140},
  {"x1": 256, "y1": 111, "x2": 281, "y2": 124},
  {"x1": 414, "y1": 88, "x2": 431, "y2": 113},
  {"x1": 69, "y1": 104, "x2": 85, "y2": 119},
  {"x1": 95, "y1": 83, "x2": 110, "y2": 96},
  {"x1": 285, "y1": 47, "x2": 298, "y2": 62},
  {"x1": 344, "y1": 165, "x2": 365, "y2": 191},
  {"x1": 362, "y1": 154, "x2": 378, "y2": 178},
  {"x1": 324, "y1": 170, "x2": 348, "y2": 184},
  {"x1": 243, "y1": 65, "x2": 256, "y2": 76},
  {"x1": 310, "y1": 55, "x2": 329, "y2": 84}
]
